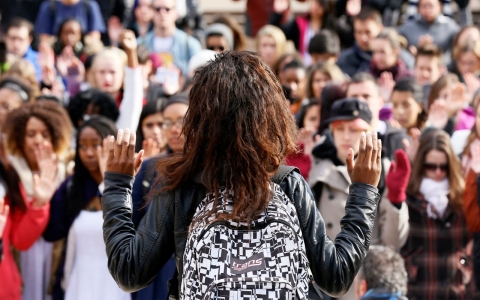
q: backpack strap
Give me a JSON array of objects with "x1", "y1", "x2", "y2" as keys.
[{"x1": 271, "y1": 165, "x2": 297, "y2": 184}]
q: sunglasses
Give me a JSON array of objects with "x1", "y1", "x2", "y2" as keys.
[
  {"x1": 152, "y1": 6, "x2": 172, "y2": 12},
  {"x1": 424, "y1": 163, "x2": 448, "y2": 172},
  {"x1": 207, "y1": 46, "x2": 225, "y2": 52}
]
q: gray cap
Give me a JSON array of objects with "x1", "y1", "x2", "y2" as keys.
[{"x1": 205, "y1": 23, "x2": 234, "y2": 50}]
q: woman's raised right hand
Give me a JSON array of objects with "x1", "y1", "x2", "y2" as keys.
[{"x1": 105, "y1": 129, "x2": 144, "y2": 177}]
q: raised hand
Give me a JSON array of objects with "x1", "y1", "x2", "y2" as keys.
[
  {"x1": 445, "y1": 82, "x2": 467, "y2": 117},
  {"x1": 273, "y1": 0, "x2": 289, "y2": 13},
  {"x1": 56, "y1": 46, "x2": 85, "y2": 81},
  {"x1": 299, "y1": 126, "x2": 321, "y2": 157},
  {"x1": 378, "y1": 72, "x2": 395, "y2": 103},
  {"x1": 119, "y1": 30, "x2": 137, "y2": 54},
  {"x1": 119, "y1": 30, "x2": 138, "y2": 68},
  {"x1": 32, "y1": 142, "x2": 58, "y2": 207},
  {"x1": 97, "y1": 137, "x2": 111, "y2": 180},
  {"x1": 463, "y1": 73, "x2": 480, "y2": 98},
  {"x1": 427, "y1": 100, "x2": 449, "y2": 129},
  {"x1": 38, "y1": 41, "x2": 55, "y2": 69},
  {"x1": 386, "y1": 149, "x2": 411, "y2": 205},
  {"x1": 142, "y1": 138, "x2": 160, "y2": 159},
  {"x1": 346, "y1": 0, "x2": 362, "y2": 17},
  {"x1": 108, "y1": 16, "x2": 123, "y2": 46},
  {"x1": 346, "y1": 131, "x2": 382, "y2": 186},
  {"x1": 418, "y1": 35, "x2": 434, "y2": 48},
  {"x1": 106, "y1": 129, "x2": 144, "y2": 176},
  {"x1": 162, "y1": 66, "x2": 181, "y2": 96},
  {"x1": 0, "y1": 197, "x2": 9, "y2": 239},
  {"x1": 402, "y1": 127, "x2": 421, "y2": 163},
  {"x1": 41, "y1": 63, "x2": 57, "y2": 87},
  {"x1": 470, "y1": 140, "x2": 480, "y2": 174}
]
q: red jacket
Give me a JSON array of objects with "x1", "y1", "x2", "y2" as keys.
[{"x1": 0, "y1": 185, "x2": 50, "y2": 300}]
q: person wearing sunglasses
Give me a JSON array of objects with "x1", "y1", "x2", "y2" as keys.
[
  {"x1": 401, "y1": 128, "x2": 473, "y2": 299},
  {"x1": 137, "y1": 0, "x2": 202, "y2": 76},
  {"x1": 204, "y1": 23, "x2": 233, "y2": 53}
]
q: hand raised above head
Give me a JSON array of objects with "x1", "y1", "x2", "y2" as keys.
[
  {"x1": 106, "y1": 129, "x2": 144, "y2": 177},
  {"x1": 346, "y1": 131, "x2": 382, "y2": 186}
]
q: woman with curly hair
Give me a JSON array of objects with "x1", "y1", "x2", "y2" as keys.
[
  {"x1": 101, "y1": 51, "x2": 383, "y2": 298},
  {"x1": 2, "y1": 101, "x2": 73, "y2": 300},
  {"x1": 0, "y1": 133, "x2": 59, "y2": 300}
]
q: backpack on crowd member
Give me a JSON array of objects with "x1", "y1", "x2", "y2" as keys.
[{"x1": 180, "y1": 166, "x2": 314, "y2": 299}]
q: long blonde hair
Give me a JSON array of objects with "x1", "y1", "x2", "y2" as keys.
[{"x1": 256, "y1": 25, "x2": 287, "y2": 65}]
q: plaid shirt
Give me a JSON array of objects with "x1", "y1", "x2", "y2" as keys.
[{"x1": 401, "y1": 194, "x2": 474, "y2": 300}]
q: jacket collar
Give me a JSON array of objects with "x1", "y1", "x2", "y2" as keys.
[
  {"x1": 407, "y1": 193, "x2": 455, "y2": 221},
  {"x1": 308, "y1": 158, "x2": 351, "y2": 192},
  {"x1": 416, "y1": 14, "x2": 449, "y2": 26},
  {"x1": 353, "y1": 43, "x2": 372, "y2": 61}
]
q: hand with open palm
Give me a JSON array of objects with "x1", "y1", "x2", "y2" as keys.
[
  {"x1": 32, "y1": 142, "x2": 58, "y2": 207},
  {"x1": 0, "y1": 197, "x2": 8, "y2": 239},
  {"x1": 470, "y1": 141, "x2": 480, "y2": 174}
]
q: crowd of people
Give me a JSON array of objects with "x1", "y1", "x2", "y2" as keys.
[{"x1": 0, "y1": 0, "x2": 479, "y2": 299}]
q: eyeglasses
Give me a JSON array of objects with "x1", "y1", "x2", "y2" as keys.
[
  {"x1": 152, "y1": 6, "x2": 172, "y2": 13},
  {"x1": 162, "y1": 118, "x2": 184, "y2": 130},
  {"x1": 207, "y1": 46, "x2": 225, "y2": 52},
  {"x1": 424, "y1": 163, "x2": 448, "y2": 172}
]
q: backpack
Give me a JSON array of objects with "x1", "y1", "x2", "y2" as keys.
[{"x1": 180, "y1": 167, "x2": 312, "y2": 299}]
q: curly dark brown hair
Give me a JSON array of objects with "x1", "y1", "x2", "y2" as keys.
[
  {"x1": 153, "y1": 51, "x2": 298, "y2": 225},
  {"x1": 3, "y1": 101, "x2": 73, "y2": 157}
]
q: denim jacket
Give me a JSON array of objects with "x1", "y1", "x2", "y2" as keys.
[{"x1": 137, "y1": 28, "x2": 202, "y2": 75}]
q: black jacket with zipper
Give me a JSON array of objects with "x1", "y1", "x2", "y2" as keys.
[{"x1": 101, "y1": 169, "x2": 380, "y2": 298}]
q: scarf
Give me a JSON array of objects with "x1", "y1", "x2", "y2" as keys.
[{"x1": 419, "y1": 178, "x2": 450, "y2": 219}]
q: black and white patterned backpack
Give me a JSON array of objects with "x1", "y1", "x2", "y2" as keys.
[{"x1": 180, "y1": 181, "x2": 312, "y2": 300}]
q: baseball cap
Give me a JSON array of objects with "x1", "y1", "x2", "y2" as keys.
[{"x1": 322, "y1": 98, "x2": 372, "y2": 125}]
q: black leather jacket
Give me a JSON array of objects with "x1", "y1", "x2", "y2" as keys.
[{"x1": 101, "y1": 170, "x2": 380, "y2": 298}]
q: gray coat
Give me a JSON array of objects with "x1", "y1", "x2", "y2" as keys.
[
  {"x1": 308, "y1": 158, "x2": 410, "y2": 300},
  {"x1": 398, "y1": 15, "x2": 459, "y2": 65}
]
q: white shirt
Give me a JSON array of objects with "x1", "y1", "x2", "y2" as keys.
[{"x1": 153, "y1": 36, "x2": 174, "y2": 53}]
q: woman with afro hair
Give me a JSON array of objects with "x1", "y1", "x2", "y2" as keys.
[{"x1": 2, "y1": 100, "x2": 73, "y2": 300}]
